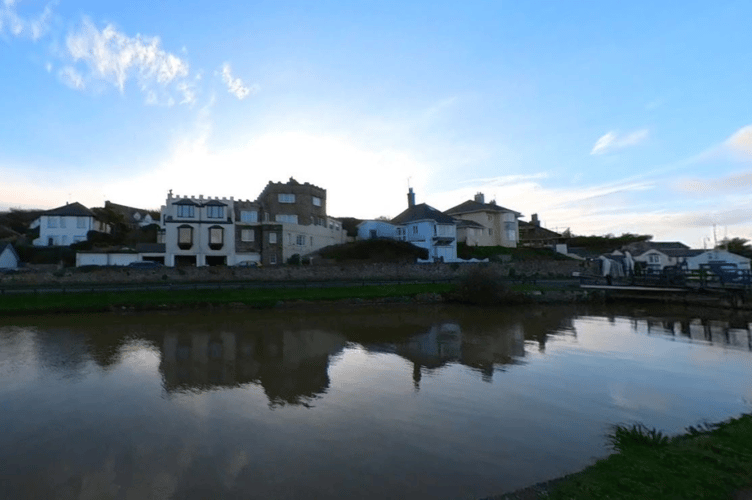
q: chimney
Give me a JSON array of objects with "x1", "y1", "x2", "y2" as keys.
[
  {"x1": 474, "y1": 192, "x2": 484, "y2": 204},
  {"x1": 407, "y1": 188, "x2": 416, "y2": 208},
  {"x1": 532, "y1": 213, "x2": 540, "y2": 226}
]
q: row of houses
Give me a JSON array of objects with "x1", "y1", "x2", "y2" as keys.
[
  {"x1": 9, "y1": 178, "x2": 533, "y2": 268},
  {"x1": 4, "y1": 176, "x2": 749, "y2": 273}
]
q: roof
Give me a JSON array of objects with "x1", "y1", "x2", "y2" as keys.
[
  {"x1": 454, "y1": 219, "x2": 486, "y2": 229},
  {"x1": 518, "y1": 221, "x2": 563, "y2": 239},
  {"x1": 445, "y1": 199, "x2": 521, "y2": 217},
  {"x1": 391, "y1": 203, "x2": 456, "y2": 225},
  {"x1": 43, "y1": 202, "x2": 95, "y2": 217},
  {"x1": 661, "y1": 248, "x2": 704, "y2": 258}
]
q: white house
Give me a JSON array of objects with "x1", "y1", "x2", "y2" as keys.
[
  {"x1": 0, "y1": 243, "x2": 20, "y2": 270},
  {"x1": 162, "y1": 194, "x2": 238, "y2": 267},
  {"x1": 685, "y1": 249, "x2": 750, "y2": 271},
  {"x1": 31, "y1": 202, "x2": 109, "y2": 247},
  {"x1": 356, "y1": 220, "x2": 398, "y2": 240},
  {"x1": 391, "y1": 188, "x2": 458, "y2": 262}
]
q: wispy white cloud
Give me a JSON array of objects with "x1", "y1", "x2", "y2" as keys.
[
  {"x1": 590, "y1": 128, "x2": 649, "y2": 155},
  {"x1": 59, "y1": 65, "x2": 84, "y2": 89},
  {"x1": 220, "y1": 63, "x2": 257, "y2": 100},
  {"x1": 0, "y1": 0, "x2": 53, "y2": 40},
  {"x1": 64, "y1": 17, "x2": 190, "y2": 104},
  {"x1": 724, "y1": 125, "x2": 752, "y2": 158}
]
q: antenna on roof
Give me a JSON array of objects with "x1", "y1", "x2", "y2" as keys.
[{"x1": 407, "y1": 176, "x2": 412, "y2": 189}]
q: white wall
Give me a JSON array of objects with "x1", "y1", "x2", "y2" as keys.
[
  {"x1": 76, "y1": 253, "x2": 141, "y2": 266},
  {"x1": 686, "y1": 250, "x2": 751, "y2": 271},
  {"x1": 400, "y1": 220, "x2": 458, "y2": 262},
  {"x1": 281, "y1": 220, "x2": 347, "y2": 261}
]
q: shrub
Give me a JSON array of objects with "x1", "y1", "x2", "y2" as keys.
[
  {"x1": 607, "y1": 423, "x2": 670, "y2": 452},
  {"x1": 450, "y1": 266, "x2": 526, "y2": 305},
  {"x1": 287, "y1": 254, "x2": 301, "y2": 265}
]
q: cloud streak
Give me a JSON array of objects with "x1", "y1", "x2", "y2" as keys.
[
  {"x1": 591, "y1": 129, "x2": 649, "y2": 155},
  {"x1": 0, "y1": 0, "x2": 53, "y2": 40},
  {"x1": 220, "y1": 63, "x2": 257, "y2": 100},
  {"x1": 64, "y1": 17, "x2": 189, "y2": 104}
]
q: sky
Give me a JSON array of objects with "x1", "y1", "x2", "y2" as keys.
[{"x1": 2, "y1": 0, "x2": 752, "y2": 247}]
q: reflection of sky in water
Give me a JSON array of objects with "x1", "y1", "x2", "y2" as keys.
[{"x1": 0, "y1": 305, "x2": 750, "y2": 499}]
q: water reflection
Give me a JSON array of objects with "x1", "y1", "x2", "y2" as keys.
[
  {"x1": 160, "y1": 329, "x2": 346, "y2": 407},
  {"x1": 1, "y1": 304, "x2": 751, "y2": 499}
]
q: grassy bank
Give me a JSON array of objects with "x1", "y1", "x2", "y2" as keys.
[
  {"x1": 0, "y1": 283, "x2": 455, "y2": 314},
  {"x1": 520, "y1": 414, "x2": 752, "y2": 500}
]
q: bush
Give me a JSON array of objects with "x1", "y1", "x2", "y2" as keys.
[
  {"x1": 449, "y1": 266, "x2": 527, "y2": 306},
  {"x1": 287, "y1": 254, "x2": 301, "y2": 265}
]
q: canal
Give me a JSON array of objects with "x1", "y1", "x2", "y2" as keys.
[{"x1": 1, "y1": 303, "x2": 750, "y2": 499}]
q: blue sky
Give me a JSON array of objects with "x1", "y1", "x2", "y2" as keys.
[{"x1": 2, "y1": 0, "x2": 752, "y2": 247}]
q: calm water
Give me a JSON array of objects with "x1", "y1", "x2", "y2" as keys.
[{"x1": 1, "y1": 304, "x2": 751, "y2": 499}]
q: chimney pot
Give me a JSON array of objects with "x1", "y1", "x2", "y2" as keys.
[{"x1": 474, "y1": 192, "x2": 485, "y2": 204}]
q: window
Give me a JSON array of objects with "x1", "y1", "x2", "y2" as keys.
[
  {"x1": 278, "y1": 193, "x2": 295, "y2": 203},
  {"x1": 77, "y1": 217, "x2": 86, "y2": 229},
  {"x1": 312, "y1": 196, "x2": 322, "y2": 207},
  {"x1": 62, "y1": 235, "x2": 68, "y2": 245},
  {"x1": 269, "y1": 232, "x2": 277, "y2": 244},
  {"x1": 310, "y1": 236, "x2": 313, "y2": 246},
  {"x1": 240, "y1": 211, "x2": 257, "y2": 223},
  {"x1": 177, "y1": 205, "x2": 194, "y2": 218},
  {"x1": 270, "y1": 254, "x2": 277, "y2": 264},
  {"x1": 296, "y1": 235, "x2": 305, "y2": 245},
  {"x1": 488, "y1": 228, "x2": 493, "y2": 236},
  {"x1": 209, "y1": 226, "x2": 224, "y2": 250},
  {"x1": 207, "y1": 205, "x2": 224, "y2": 218},
  {"x1": 412, "y1": 225, "x2": 418, "y2": 234},
  {"x1": 241, "y1": 228, "x2": 254, "y2": 242},
  {"x1": 275, "y1": 214, "x2": 298, "y2": 224},
  {"x1": 648, "y1": 254, "x2": 660, "y2": 264},
  {"x1": 506, "y1": 230, "x2": 516, "y2": 241},
  {"x1": 60, "y1": 218, "x2": 66, "y2": 228},
  {"x1": 47, "y1": 216, "x2": 58, "y2": 228},
  {"x1": 178, "y1": 225, "x2": 193, "y2": 249}
]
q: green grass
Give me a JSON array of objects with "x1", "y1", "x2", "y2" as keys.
[
  {"x1": 0, "y1": 283, "x2": 454, "y2": 314},
  {"x1": 547, "y1": 414, "x2": 752, "y2": 499}
]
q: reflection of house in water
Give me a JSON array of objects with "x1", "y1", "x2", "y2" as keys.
[
  {"x1": 394, "y1": 323, "x2": 462, "y2": 389},
  {"x1": 159, "y1": 330, "x2": 345, "y2": 407},
  {"x1": 640, "y1": 317, "x2": 752, "y2": 351},
  {"x1": 461, "y1": 322, "x2": 526, "y2": 382}
]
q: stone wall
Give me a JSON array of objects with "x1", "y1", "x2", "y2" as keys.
[{"x1": 0, "y1": 260, "x2": 597, "y2": 286}]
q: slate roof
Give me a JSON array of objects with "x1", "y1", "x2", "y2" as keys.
[
  {"x1": 445, "y1": 199, "x2": 521, "y2": 217},
  {"x1": 661, "y1": 249, "x2": 704, "y2": 258},
  {"x1": 454, "y1": 219, "x2": 486, "y2": 229},
  {"x1": 391, "y1": 203, "x2": 456, "y2": 225},
  {"x1": 44, "y1": 202, "x2": 95, "y2": 217}
]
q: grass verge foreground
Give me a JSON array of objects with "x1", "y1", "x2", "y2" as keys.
[
  {"x1": 503, "y1": 413, "x2": 752, "y2": 500},
  {"x1": 0, "y1": 283, "x2": 454, "y2": 314}
]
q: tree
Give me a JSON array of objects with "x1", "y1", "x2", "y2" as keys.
[{"x1": 716, "y1": 237, "x2": 752, "y2": 258}]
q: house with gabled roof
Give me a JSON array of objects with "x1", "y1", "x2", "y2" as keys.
[
  {"x1": 392, "y1": 188, "x2": 457, "y2": 262},
  {"x1": 30, "y1": 202, "x2": 110, "y2": 247},
  {"x1": 445, "y1": 193, "x2": 521, "y2": 248}
]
